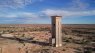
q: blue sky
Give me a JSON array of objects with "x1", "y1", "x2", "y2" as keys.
[{"x1": 0, "y1": 0, "x2": 95, "y2": 24}]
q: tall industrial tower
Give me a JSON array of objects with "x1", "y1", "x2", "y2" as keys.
[{"x1": 51, "y1": 16, "x2": 62, "y2": 47}]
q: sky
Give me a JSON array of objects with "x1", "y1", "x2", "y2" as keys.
[{"x1": 0, "y1": 0, "x2": 95, "y2": 24}]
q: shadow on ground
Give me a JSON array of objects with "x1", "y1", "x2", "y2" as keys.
[{"x1": 0, "y1": 36, "x2": 49, "y2": 46}]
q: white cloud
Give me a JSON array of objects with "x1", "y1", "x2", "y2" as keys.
[
  {"x1": 0, "y1": 0, "x2": 44, "y2": 8},
  {"x1": 42, "y1": 9, "x2": 95, "y2": 17},
  {"x1": 18, "y1": 12, "x2": 39, "y2": 18},
  {"x1": 72, "y1": 0, "x2": 87, "y2": 8},
  {"x1": 0, "y1": 13, "x2": 15, "y2": 18},
  {"x1": 1, "y1": 9, "x2": 95, "y2": 19},
  {"x1": 0, "y1": 12, "x2": 40, "y2": 18},
  {"x1": 67, "y1": 0, "x2": 89, "y2": 11},
  {"x1": 0, "y1": 14, "x2": 17, "y2": 18}
]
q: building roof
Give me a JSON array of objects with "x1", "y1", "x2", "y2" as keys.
[{"x1": 51, "y1": 16, "x2": 62, "y2": 17}]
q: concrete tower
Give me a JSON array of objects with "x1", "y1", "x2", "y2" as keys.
[{"x1": 51, "y1": 16, "x2": 62, "y2": 47}]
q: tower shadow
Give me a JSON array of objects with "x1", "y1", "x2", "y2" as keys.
[{"x1": 0, "y1": 36, "x2": 50, "y2": 46}]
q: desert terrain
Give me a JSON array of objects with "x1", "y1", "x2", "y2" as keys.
[{"x1": 0, "y1": 24, "x2": 95, "y2": 53}]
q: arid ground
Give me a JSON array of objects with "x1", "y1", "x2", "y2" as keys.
[{"x1": 0, "y1": 24, "x2": 95, "y2": 53}]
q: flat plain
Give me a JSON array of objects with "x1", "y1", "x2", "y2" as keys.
[{"x1": 0, "y1": 24, "x2": 95, "y2": 53}]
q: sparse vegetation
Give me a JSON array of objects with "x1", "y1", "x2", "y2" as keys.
[{"x1": 0, "y1": 24, "x2": 95, "y2": 53}]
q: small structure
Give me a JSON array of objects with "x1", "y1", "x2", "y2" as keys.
[{"x1": 50, "y1": 16, "x2": 62, "y2": 47}]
